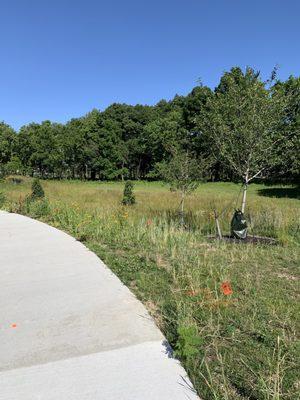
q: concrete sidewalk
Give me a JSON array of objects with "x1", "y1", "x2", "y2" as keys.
[{"x1": 0, "y1": 211, "x2": 199, "y2": 399}]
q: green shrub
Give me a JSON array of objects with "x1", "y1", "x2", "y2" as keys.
[
  {"x1": 122, "y1": 181, "x2": 135, "y2": 205},
  {"x1": 175, "y1": 324, "x2": 202, "y2": 362},
  {"x1": 10, "y1": 196, "x2": 50, "y2": 218},
  {"x1": 28, "y1": 198, "x2": 50, "y2": 218},
  {"x1": 31, "y1": 178, "x2": 45, "y2": 200}
]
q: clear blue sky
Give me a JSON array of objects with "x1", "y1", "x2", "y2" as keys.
[{"x1": 1, "y1": 0, "x2": 299, "y2": 130}]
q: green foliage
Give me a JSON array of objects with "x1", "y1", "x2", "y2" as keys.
[
  {"x1": 0, "y1": 191, "x2": 6, "y2": 208},
  {"x1": 273, "y1": 76, "x2": 300, "y2": 179},
  {"x1": 4, "y1": 156, "x2": 24, "y2": 176},
  {"x1": 0, "y1": 66, "x2": 298, "y2": 183},
  {"x1": 27, "y1": 198, "x2": 50, "y2": 218},
  {"x1": 8, "y1": 195, "x2": 50, "y2": 218},
  {"x1": 175, "y1": 324, "x2": 201, "y2": 362},
  {"x1": 31, "y1": 178, "x2": 45, "y2": 200},
  {"x1": 158, "y1": 148, "x2": 210, "y2": 224},
  {"x1": 0, "y1": 122, "x2": 16, "y2": 178},
  {"x1": 198, "y1": 67, "x2": 289, "y2": 184},
  {"x1": 122, "y1": 181, "x2": 135, "y2": 205},
  {"x1": 157, "y1": 148, "x2": 208, "y2": 195}
]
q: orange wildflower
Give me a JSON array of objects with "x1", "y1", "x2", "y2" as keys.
[
  {"x1": 146, "y1": 219, "x2": 152, "y2": 226},
  {"x1": 221, "y1": 281, "x2": 233, "y2": 296}
]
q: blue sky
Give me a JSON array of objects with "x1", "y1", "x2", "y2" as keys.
[{"x1": 1, "y1": 0, "x2": 299, "y2": 130}]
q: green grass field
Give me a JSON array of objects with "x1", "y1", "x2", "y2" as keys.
[{"x1": 1, "y1": 178, "x2": 299, "y2": 400}]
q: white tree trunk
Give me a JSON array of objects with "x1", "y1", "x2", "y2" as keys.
[
  {"x1": 214, "y1": 210, "x2": 222, "y2": 239},
  {"x1": 241, "y1": 171, "x2": 249, "y2": 214},
  {"x1": 241, "y1": 184, "x2": 247, "y2": 213}
]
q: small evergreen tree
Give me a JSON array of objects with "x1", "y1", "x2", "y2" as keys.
[
  {"x1": 122, "y1": 181, "x2": 135, "y2": 205},
  {"x1": 31, "y1": 178, "x2": 45, "y2": 200}
]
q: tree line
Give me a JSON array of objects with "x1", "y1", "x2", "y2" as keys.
[{"x1": 0, "y1": 67, "x2": 299, "y2": 182}]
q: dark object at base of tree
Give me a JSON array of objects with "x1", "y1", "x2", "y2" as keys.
[
  {"x1": 122, "y1": 181, "x2": 135, "y2": 205},
  {"x1": 31, "y1": 178, "x2": 45, "y2": 200},
  {"x1": 231, "y1": 209, "x2": 248, "y2": 239},
  {"x1": 223, "y1": 235, "x2": 277, "y2": 245},
  {"x1": 208, "y1": 235, "x2": 277, "y2": 245}
]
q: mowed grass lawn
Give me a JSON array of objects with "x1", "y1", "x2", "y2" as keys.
[{"x1": 1, "y1": 178, "x2": 299, "y2": 400}]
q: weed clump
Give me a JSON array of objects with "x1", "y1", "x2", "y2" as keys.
[
  {"x1": 28, "y1": 197, "x2": 50, "y2": 218},
  {"x1": 122, "y1": 181, "x2": 135, "y2": 205},
  {"x1": 31, "y1": 178, "x2": 45, "y2": 200},
  {"x1": 15, "y1": 178, "x2": 49, "y2": 217},
  {"x1": 0, "y1": 191, "x2": 6, "y2": 208}
]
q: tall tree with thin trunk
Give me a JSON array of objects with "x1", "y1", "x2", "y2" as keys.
[{"x1": 197, "y1": 67, "x2": 289, "y2": 213}]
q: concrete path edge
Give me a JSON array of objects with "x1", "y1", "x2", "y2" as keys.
[{"x1": 0, "y1": 211, "x2": 200, "y2": 399}]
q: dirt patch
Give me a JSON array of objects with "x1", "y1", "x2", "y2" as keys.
[{"x1": 209, "y1": 235, "x2": 278, "y2": 245}]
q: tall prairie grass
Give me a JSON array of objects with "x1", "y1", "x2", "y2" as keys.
[{"x1": 1, "y1": 177, "x2": 299, "y2": 400}]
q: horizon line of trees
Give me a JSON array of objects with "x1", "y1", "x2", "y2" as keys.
[{"x1": 0, "y1": 66, "x2": 299, "y2": 183}]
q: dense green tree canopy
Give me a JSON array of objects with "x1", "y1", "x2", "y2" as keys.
[
  {"x1": 198, "y1": 67, "x2": 288, "y2": 182},
  {"x1": 0, "y1": 122, "x2": 16, "y2": 174},
  {"x1": 0, "y1": 67, "x2": 299, "y2": 182}
]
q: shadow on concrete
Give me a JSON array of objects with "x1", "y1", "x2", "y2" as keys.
[
  {"x1": 258, "y1": 186, "x2": 300, "y2": 199},
  {"x1": 162, "y1": 340, "x2": 174, "y2": 358}
]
